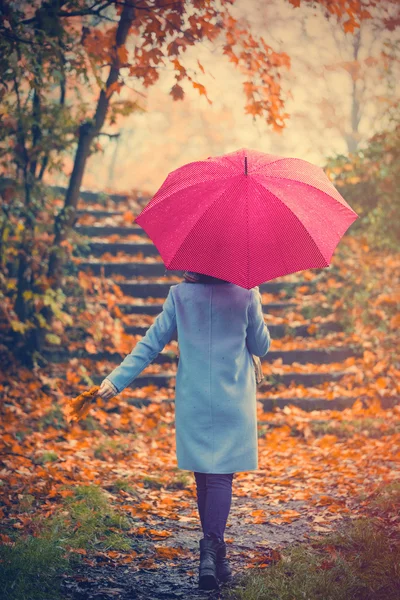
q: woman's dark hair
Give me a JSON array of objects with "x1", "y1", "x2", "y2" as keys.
[{"x1": 183, "y1": 271, "x2": 229, "y2": 284}]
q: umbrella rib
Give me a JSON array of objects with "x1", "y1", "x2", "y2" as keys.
[
  {"x1": 255, "y1": 183, "x2": 331, "y2": 266},
  {"x1": 258, "y1": 189, "x2": 292, "y2": 276},
  {"x1": 250, "y1": 156, "x2": 291, "y2": 174},
  {"x1": 223, "y1": 156, "x2": 242, "y2": 170},
  {"x1": 208, "y1": 156, "x2": 239, "y2": 172},
  {"x1": 139, "y1": 173, "x2": 240, "y2": 219},
  {"x1": 254, "y1": 174, "x2": 354, "y2": 213},
  {"x1": 246, "y1": 182, "x2": 249, "y2": 289},
  {"x1": 254, "y1": 173, "x2": 357, "y2": 234},
  {"x1": 166, "y1": 177, "x2": 242, "y2": 269}
]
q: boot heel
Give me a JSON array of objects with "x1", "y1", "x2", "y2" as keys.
[
  {"x1": 216, "y1": 541, "x2": 233, "y2": 583},
  {"x1": 198, "y1": 537, "x2": 220, "y2": 590},
  {"x1": 199, "y1": 573, "x2": 218, "y2": 590}
]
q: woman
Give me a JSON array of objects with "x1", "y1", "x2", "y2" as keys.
[{"x1": 98, "y1": 270, "x2": 271, "y2": 590}]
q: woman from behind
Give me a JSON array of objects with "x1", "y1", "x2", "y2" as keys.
[{"x1": 98, "y1": 269, "x2": 271, "y2": 590}]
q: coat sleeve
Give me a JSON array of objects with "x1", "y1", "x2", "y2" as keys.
[
  {"x1": 105, "y1": 287, "x2": 177, "y2": 394},
  {"x1": 246, "y1": 287, "x2": 271, "y2": 357}
]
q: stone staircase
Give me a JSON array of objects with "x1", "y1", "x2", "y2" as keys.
[{"x1": 38, "y1": 191, "x2": 390, "y2": 413}]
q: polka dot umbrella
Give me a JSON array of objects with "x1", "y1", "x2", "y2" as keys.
[{"x1": 135, "y1": 147, "x2": 359, "y2": 290}]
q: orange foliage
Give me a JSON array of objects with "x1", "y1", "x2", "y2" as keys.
[{"x1": 66, "y1": 385, "x2": 101, "y2": 422}]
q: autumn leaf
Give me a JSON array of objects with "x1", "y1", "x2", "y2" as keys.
[
  {"x1": 66, "y1": 385, "x2": 101, "y2": 423},
  {"x1": 123, "y1": 210, "x2": 135, "y2": 224},
  {"x1": 85, "y1": 339, "x2": 97, "y2": 354},
  {"x1": 154, "y1": 545, "x2": 186, "y2": 559},
  {"x1": 192, "y1": 81, "x2": 207, "y2": 96},
  {"x1": 171, "y1": 83, "x2": 184, "y2": 101},
  {"x1": 192, "y1": 81, "x2": 212, "y2": 104},
  {"x1": 343, "y1": 19, "x2": 360, "y2": 33},
  {"x1": 167, "y1": 39, "x2": 181, "y2": 56},
  {"x1": 45, "y1": 333, "x2": 61, "y2": 345},
  {"x1": 390, "y1": 313, "x2": 400, "y2": 328}
]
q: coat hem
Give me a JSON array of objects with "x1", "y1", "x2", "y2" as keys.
[{"x1": 177, "y1": 464, "x2": 259, "y2": 474}]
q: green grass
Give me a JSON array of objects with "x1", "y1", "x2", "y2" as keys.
[
  {"x1": 224, "y1": 483, "x2": 400, "y2": 600},
  {"x1": 93, "y1": 438, "x2": 130, "y2": 459},
  {"x1": 142, "y1": 475, "x2": 164, "y2": 489},
  {"x1": 37, "y1": 450, "x2": 59, "y2": 464},
  {"x1": 0, "y1": 530, "x2": 74, "y2": 600},
  {"x1": 225, "y1": 519, "x2": 400, "y2": 600},
  {"x1": 309, "y1": 418, "x2": 400, "y2": 439},
  {"x1": 368, "y1": 480, "x2": 400, "y2": 513},
  {"x1": 78, "y1": 414, "x2": 102, "y2": 431},
  {"x1": 166, "y1": 472, "x2": 192, "y2": 490},
  {"x1": 300, "y1": 304, "x2": 320, "y2": 319},
  {"x1": 140, "y1": 472, "x2": 191, "y2": 490},
  {"x1": 112, "y1": 477, "x2": 136, "y2": 494},
  {"x1": 61, "y1": 484, "x2": 132, "y2": 550},
  {"x1": 37, "y1": 405, "x2": 65, "y2": 431},
  {"x1": 0, "y1": 484, "x2": 136, "y2": 600},
  {"x1": 3, "y1": 477, "x2": 398, "y2": 600},
  {"x1": 16, "y1": 495, "x2": 35, "y2": 513}
]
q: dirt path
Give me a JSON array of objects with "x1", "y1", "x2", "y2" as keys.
[{"x1": 61, "y1": 494, "x2": 312, "y2": 599}]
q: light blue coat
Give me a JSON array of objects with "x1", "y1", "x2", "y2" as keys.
[{"x1": 105, "y1": 282, "x2": 271, "y2": 474}]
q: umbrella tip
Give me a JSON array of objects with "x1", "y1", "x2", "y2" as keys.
[{"x1": 244, "y1": 155, "x2": 248, "y2": 175}]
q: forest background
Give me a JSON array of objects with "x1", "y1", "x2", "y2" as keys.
[{"x1": 0, "y1": 1, "x2": 399, "y2": 599}]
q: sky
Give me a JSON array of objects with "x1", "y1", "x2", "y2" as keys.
[{"x1": 51, "y1": 0, "x2": 399, "y2": 197}]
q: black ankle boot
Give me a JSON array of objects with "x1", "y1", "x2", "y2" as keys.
[
  {"x1": 216, "y1": 540, "x2": 233, "y2": 583},
  {"x1": 198, "y1": 534, "x2": 222, "y2": 590}
]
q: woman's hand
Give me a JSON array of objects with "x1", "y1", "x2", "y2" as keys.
[{"x1": 98, "y1": 379, "x2": 118, "y2": 400}]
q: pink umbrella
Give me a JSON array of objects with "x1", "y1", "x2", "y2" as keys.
[{"x1": 135, "y1": 148, "x2": 359, "y2": 289}]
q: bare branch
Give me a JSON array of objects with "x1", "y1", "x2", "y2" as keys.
[
  {"x1": 97, "y1": 132, "x2": 121, "y2": 138},
  {"x1": 20, "y1": 0, "x2": 114, "y2": 24},
  {"x1": 0, "y1": 29, "x2": 37, "y2": 45}
]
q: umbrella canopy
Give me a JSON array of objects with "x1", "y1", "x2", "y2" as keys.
[{"x1": 135, "y1": 148, "x2": 359, "y2": 289}]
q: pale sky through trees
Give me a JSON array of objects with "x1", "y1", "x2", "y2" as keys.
[{"x1": 53, "y1": 0, "x2": 399, "y2": 196}]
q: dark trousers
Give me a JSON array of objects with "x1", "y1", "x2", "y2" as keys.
[{"x1": 194, "y1": 471, "x2": 234, "y2": 542}]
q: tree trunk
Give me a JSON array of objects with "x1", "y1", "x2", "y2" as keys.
[
  {"x1": 346, "y1": 29, "x2": 362, "y2": 154},
  {"x1": 47, "y1": 1, "x2": 136, "y2": 286}
]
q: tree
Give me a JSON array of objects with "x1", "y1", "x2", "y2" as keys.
[
  {"x1": 324, "y1": 115, "x2": 400, "y2": 251},
  {"x1": 298, "y1": 8, "x2": 399, "y2": 154},
  {"x1": 251, "y1": 0, "x2": 400, "y2": 158}
]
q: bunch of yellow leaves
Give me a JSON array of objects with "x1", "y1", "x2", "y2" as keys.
[{"x1": 67, "y1": 385, "x2": 100, "y2": 423}]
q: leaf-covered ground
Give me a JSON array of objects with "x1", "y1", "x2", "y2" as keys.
[{"x1": 0, "y1": 229, "x2": 399, "y2": 598}]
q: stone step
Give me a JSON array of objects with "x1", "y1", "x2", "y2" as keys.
[
  {"x1": 64, "y1": 299, "x2": 297, "y2": 315},
  {"x1": 118, "y1": 280, "x2": 302, "y2": 297},
  {"x1": 75, "y1": 262, "x2": 331, "y2": 289},
  {"x1": 76, "y1": 209, "x2": 125, "y2": 218},
  {"x1": 115, "y1": 395, "x2": 399, "y2": 413},
  {"x1": 104, "y1": 300, "x2": 297, "y2": 314},
  {"x1": 85, "y1": 241, "x2": 160, "y2": 256},
  {"x1": 0, "y1": 180, "x2": 141, "y2": 208},
  {"x1": 40, "y1": 345, "x2": 363, "y2": 366},
  {"x1": 123, "y1": 321, "x2": 343, "y2": 338},
  {"x1": 5, "y1": 260, "x2": 178, "y2": 280},
  {"x1": 51, "y1": 363, "x2": 353, "y2": 390},
  {"x1": 76, "y1": 261, "x2": 323, "y2": 286},
  {"x1": 257, "y1": 395, "x2": 399, "y2": 412},
  {"x1": 51, "y1": 185, "x2": 135, "y2": 204},
  {"x1": 83, "y1": 241, "x2": 327, "y2": 280},
  {"x1": 77, "y1": 261, "x2": 181, "y2": 277},
  {"x1": 87, "y1": 369, "x2": 349, "y2": 390},
  {"x1": 0, "y1": 315, "x2": 345, "y2": 348},
  {"x1": 75, "y1": 225, "x2": 146, "y2": 237}
]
